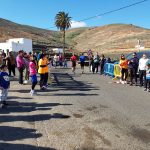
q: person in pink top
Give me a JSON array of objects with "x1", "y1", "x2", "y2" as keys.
[
  {"x1": 16, "y1": 50, "x2": 25, "y2": 84},
  {"x1": 29, "y1": 56, "x2": 37, "y2": 96}
]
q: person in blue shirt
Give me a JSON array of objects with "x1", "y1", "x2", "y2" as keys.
[
  {"x1": 0, "y1": 64, "x2": 10, "y2": 108},
  {"x1": 79, "y1": 53, "x2": 86, "y2": 74}
]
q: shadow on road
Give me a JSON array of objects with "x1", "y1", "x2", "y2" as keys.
[
  {"x1": 0, "y1": 102, "x2": 72, "y2": 114},
  {"x1": 51, "y1": 93, "x2": 98, "y2": 96},
  {"x1": 52, "y1": 73, "x2": 99, "y2": 92},
  {"x1": 0, "y1": 126, "x2": 41, "y2": 141},
  {"x1": 0, "y1": 143, "x2": 56, "y2": 150},
  {"x1": 0, "y1": 113, "x2": 70, "y2": 123}
]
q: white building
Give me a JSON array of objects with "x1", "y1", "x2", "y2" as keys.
[
  {"x1": 0, "y1": 38, "x2": 32, "y2": 53},
  {"x1": 52, "y1": 48, "x2": 63, "y2": 54}
]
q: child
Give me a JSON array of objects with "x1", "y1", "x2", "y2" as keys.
[
  {"x1": 0, "y1": 64, "x2": 10, "y2": 108},
  {"x1": 29, "y1": 56, "x2": 37, "y2": 96},
  {"x1": 144, "y1": 63, "x2": 150, "y2": 92}
]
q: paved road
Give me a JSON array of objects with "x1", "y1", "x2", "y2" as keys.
[{"x1": 0, "y1": 67, "x2": 150, "y2": 150}]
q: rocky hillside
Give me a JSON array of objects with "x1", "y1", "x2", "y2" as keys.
[
  {"x1": 66, "y1": 24, "x2": 150, "y2": 53},
  {"x1": 0, "y1": 18, "x2": 62, "y2": 47},
  {"x1": 1, "y1": 18, "x2": 150, "y2": 53}
]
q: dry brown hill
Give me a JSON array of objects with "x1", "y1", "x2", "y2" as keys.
[
  {"x1": 1, "y1": 18, "x2": 150, "y2": 54},
  {"x1": 66, "y1": 24, "x2": 150, "y2": 54},
  {"x1": 0, "y1": 18, "x2": 62, "y2": 47}
]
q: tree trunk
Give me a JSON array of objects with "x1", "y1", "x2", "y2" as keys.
[{"x1": 63, "y1": 29, "x2": 65, "y2": 56}]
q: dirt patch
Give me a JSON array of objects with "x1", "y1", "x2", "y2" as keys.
[
  {"x1": 81, "y1": 126, "x2": 111, "y2": 149},
  {"x1": 130, "y1": 126, "x2": 150, "y2": 143},
  {"x1": 73, "y1": 113, "x2": 84, "y2": 118},
  {"x1": 99, "y1": 104, "x2": 109, "y2": 109},
  {"x1": 94, "y1": 118, "x2": 118, "y2": 127},
  {"x1": 145, "y1": 123, "x2": 150, "y2": 127},
  {"x1": 52, "y1": 131, "x2": 63, "y2": 137},
  {"x1": 86, "y1": 106, "x2": 97, "y2": 111}
]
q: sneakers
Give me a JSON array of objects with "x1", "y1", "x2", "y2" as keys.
[
  {"x1": 144, "y1": 88, "x2": 150, "y2": 92},
  {"x1": 121, "y1": 81, "x2": 125, "y2": 84},
  {"x1": 0, "y1": 103, "x2": 5, "y2": 109},
  {"x1": 124, "y1": 81, "x2": 127, "y2": 84},
  {"x1": 0, "y1": 102, "x2": 8, "y2": 109},
  {"x1": 23, "y1": 80, "x2": 28, "y2": 84},
  {"x1": 30, "y1": 90, "x2": 37, "y2": 96},
  {"x1": 130, "y1": 83, "x2": 133, "y2": 86}
]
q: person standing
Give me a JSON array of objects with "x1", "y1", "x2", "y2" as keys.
[
  {"x1": 43, "y1": 54, "x2": 49, "y2": 88},
  {"x1": 79, "y1": 53, "x2": 86, "y2": 74},
  {"x1": 88, "y1": 53, "x2": 93, "y2": 72},
  {"x1": 128, "y1": 52, "x2": 139, "y2": 86},
  {"x1": 144, "y1": 62, "x2": 150, "y2": 92},
  {"x1": 70, "y1": 53, "x2": 77, "y2": 74},
  {"x1": 53, "y1": 54, "x2": 58, "y2": 68},
  {"x1": 99, "y1": 54, "x2": 106, "y2": 75},
  {"x1": 93, "y1": 52, "x2": 100, "y2": 73},
  {"x1": 58, "y1": 53, "x2": 63, "y2": 67},
  {"x1": 0, "y1": 64, "x2": 10, "y2": 108},
  {"x1": 29, "y1": 56, "x2": 38, "y2": 96},
  {"x1": 139, "y1": 54, "x2": 149, "y2": 87},
  {"x1": 38, "y1": 54, "x2": 47, "y2": 90},
  {"x1": 63, "y1": 57, "x2": 68, "y2": 68},
  {"x1": 16, "y1": 50, "x2": 25, "y2": 85},
  {"x1": 5, "y1": 55, "x2": 11, "y2": 76},
  {"x1": 9, "y1": 52, "x2": 16, "y2": 77},
  {"x1": 23, "y1": 52, "x2": 30, "y2": 84},
  {"x1": 119, "y1": 54, "x2": 128, "y2": 84}
]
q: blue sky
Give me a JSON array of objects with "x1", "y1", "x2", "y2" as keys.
[{"x1": 0, "y1": 0, "x2": 150, "y2": 30}]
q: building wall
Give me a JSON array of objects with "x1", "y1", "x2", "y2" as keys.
[{"x1": 0, "y1": 38, "x2": 32, "y2": 53}]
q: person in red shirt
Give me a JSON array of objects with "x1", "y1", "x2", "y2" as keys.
[{"x1": 70, "y1": 53, "x2": 77, "y2": 74}]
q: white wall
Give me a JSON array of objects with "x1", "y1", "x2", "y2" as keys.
[
  {"x1": 0, "y1": 38, "x2": 32, "y2": 53},
  {"x1": 52, "y1": 48, "x2": 63, "y2": 53},
  {"x1": 0, "y1": 42, "x2": 12, "y2": 53}
]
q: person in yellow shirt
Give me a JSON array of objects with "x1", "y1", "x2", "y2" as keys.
[
  {"x1": 43, "y1": 55, "x2": 49, "y2": 87},
  {"x1": 38, "y1": 54, "x2": 48, "y2": 90},
  {"x1": 119, "y1": 54, "x2": 128, "y2": 84}
]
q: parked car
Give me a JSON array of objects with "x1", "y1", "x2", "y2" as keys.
[
  {"x1": 126, "y1": 50, "x2": 150, "y2": 76},
  {"x1": 126, "y1": 50, "x2": 150, "y2": 60}
]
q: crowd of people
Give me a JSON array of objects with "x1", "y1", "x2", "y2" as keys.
[
  {"x1": 119, "y1": 53, "x2": 150, "y2": 92},
  {"x1": 0, "y1": 49, "x2": 150, "y2": 108},
  {"x1": 0, "y1": 50, "x2": 74, "y2": 108},
  {"x1": 75, "y1": 52, "x2": 150, "y2": 92}
]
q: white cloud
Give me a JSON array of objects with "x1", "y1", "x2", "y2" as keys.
[{"x1": 71, "y1": 20, "x2": 87, "y2": 28}]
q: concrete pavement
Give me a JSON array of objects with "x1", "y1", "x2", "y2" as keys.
[{"x1": 0, "y1": 67, "x2": 150, "y2": 150}]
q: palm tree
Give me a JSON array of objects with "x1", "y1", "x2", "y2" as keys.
[{"x1": 55, "y1": 11, "x2": 71, "y2": 55}]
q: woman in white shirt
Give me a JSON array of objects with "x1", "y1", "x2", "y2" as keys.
[{"x1": 139, "y1": 54, "x2": 149, "y2": 87}]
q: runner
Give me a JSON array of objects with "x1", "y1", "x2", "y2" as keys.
[
  {"x1": 79, "y1": 53, "x2": 86, "y2": 74},
  {"x1": 70, "y1": 53, "x2": 77, "y2": 74}
]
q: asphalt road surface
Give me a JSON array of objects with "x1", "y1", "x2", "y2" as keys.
[{"x1": 0, "y1": 67, "x2": 150, "y2": 150}]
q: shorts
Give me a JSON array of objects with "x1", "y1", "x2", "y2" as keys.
[
  {"x1": 31, "y1": 74, "x2": 37, "y2": 83},
  {"x1": 80, "y1": 62, "x2": 85, "y2": 67},
  {"x1": 72, "y1": 61, "x2": 76, "y2": 67}
]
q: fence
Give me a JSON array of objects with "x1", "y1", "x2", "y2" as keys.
[
  {"x1": 114, "y1": 64, "x2": 121, "y2": 78},
  {"x1": 104, "y1": 63, "x2": 114, "y2": 77}
]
